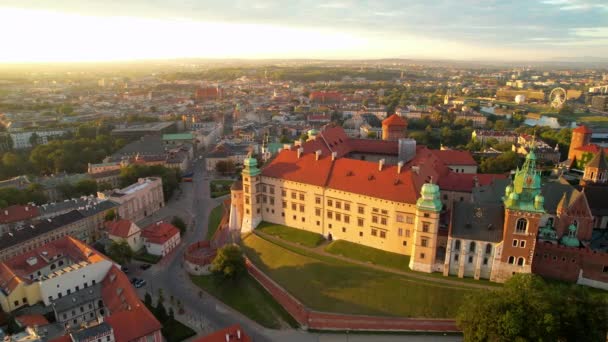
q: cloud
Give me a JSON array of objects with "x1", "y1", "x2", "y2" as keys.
[{"x1": 317, "y1": 2, "x2": 350, "y2": 9}]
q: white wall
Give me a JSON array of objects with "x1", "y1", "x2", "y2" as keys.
[{"x1": 39, "y1": 260, "x2": 112, "y2": 305}]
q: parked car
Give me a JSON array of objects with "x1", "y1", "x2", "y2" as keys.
[
  {"x1": 135, "y1": 279, "x2": 147, "y2": 288},
  {"x1": 130, "y1": 277, "x2": 139, "y2": 285},
  {"x1": 140, "y1": 263, "x2": 152, "y2": 270},
  {"x1": 121, "y1": 266, "x2": 129, "y2": 273}
]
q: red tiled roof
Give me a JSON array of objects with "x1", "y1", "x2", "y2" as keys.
[
  {"x1": 105, "y1": 219, "x2": 138, "y2": 239},
  {"x1": 574, "y1": 144, "x2": 608, "y2": 154},
  {"x1": 262, "y1": 150, "x2": 334, "y2": 187},
  {"x1": 382, "y1": 114, "x2": 407, "y2": 127},
  {"x1": 48, "y1": 336, "x2": 71, "y2": 342},
  {"x1": 431, "y1": 150, "x2": 477, "y2": 166},
  {"x1": 141, "y1": 222, "x2": 180, "y2": 244},
  {"x1": 0, "y1": 205, "x2": 39, "y2": 224},
  {"x1": 102, "y1": 266, "x2": 162, "y2": 341},
  {"x1": 573, "y1": 125, "x2": 592, "y2": 134},
  {"x1": 192, "y1": 324, "x2": 252, "y2": 342},
  {"x1": 438, "y1": 173, "x2": 508, "y2": 192},
  {"x1": 16, "y1": 314, "x2": 49, "y2": 328}
]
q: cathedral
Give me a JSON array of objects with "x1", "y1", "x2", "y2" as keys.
[{"x1": 229, "y1": 117, "x2": 608, "y2": 288}]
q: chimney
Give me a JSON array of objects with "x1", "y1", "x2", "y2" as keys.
[
  {"x1": 315, "y1": 150, "x2": 322, "y2": 161},
  {"x1": 25, "y1": 206, "x2": 29, "y2": 211},
  {"x1": 237, "y1": 330, "x2": 241, "y2": 339},
  {"x1": 225, "y1": 334, "x2": 230, "y2": 342},
  {"x1": 378, "y1": 159, "x2": 385, "y2": 171},
  {"x1": 397, "y1": 161, "x2": 404, "y2": 174},
  {"x1": 412, "y1": 166, "x2": 420, "y2": 174},
  {"x1": 4, "y1": 210, "x2": 7, "y2": 215},
  {"x1": 297, "y1": 148, "x2": 304, "y2": 159},
  {"x1": 331, "y1": 151, "x2": 337, "y2": 161}
]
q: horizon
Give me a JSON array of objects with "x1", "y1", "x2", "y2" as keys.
[{"x1": 1, "y1": 1, "x2": 608, "y2": 63}]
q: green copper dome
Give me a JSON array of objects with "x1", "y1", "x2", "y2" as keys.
[
  {"x1": 560, "y1": 224, "x2": 580, "y2": 247},
  {"x1": 503, "y1": 146, "x2": 544, "y2": 213},
  {"x1": 243, "y1": 157, "x2": 260, "y2": 177},
  {"x1": 417, "y1": 182, "x2": 442, "y2": 212},
  {"x1": 308, "y1": 129, "x2": 319, "y2": 137}
]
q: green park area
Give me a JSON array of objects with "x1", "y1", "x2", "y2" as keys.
[
  {"x1": 257, "y1": 222, "x2": 325, "y2": 248},
  {"x1": 190, "y1": 273, "x2": 298, "y2": 329},
  {"x1": 325, "y1": 240, "x2": 411, "y2": 272},
  {"x1": 242, "y1": 233, "x2": 476, "y2": 318},
  {"x1": 206, "y1": 204, "x2": 224, "y2": 240},
  {"x1": 210, "y1": 179, "x2": 234, "y2": 198}
]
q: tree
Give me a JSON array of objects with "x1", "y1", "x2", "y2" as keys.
[
  {"x1": 104, "y1": 209, "x2": 117, "y2": 222},
  {"x1": 155, "y1": 301, "x2": 168, "y2": 322},
  {"x1": 211, "y1": 244, "x2": 246, "y2": 280},
  {"x1": 74, "y1": 179, "x2": 98, "y2": 196},
  {"x1": 144, "y1": 292, "x2": 153, "y2": 308},
  {"x1": 171, "y1": 216, "x2": 187, "y2": 235},
  {"x1": 29, "y1": 132, "x2": 40, "y2": 147},
  {"x1": 457, "y1": 274, "x2": 607, "y2": 342},
  {"x1": 107, "y1": 240, "x2": 134, "y2": 264},
  {"x1": 215, "y1": 160, "x2": 236, "y2": 175},
  {"x1": 367, "y1": 131, "x2": 377, "y2": 139}
]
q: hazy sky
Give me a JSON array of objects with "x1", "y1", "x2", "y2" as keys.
[{"x1": 1, "y1": 0, "x2": 607, "y2": 62}]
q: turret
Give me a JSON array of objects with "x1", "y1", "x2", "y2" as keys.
[
  {"x1": 409, "y1": 182, "x2": 442, "y2": 273},
  {"x1": 568, "y1": 125, "x2": 592, "y2": 161},
  {"x1": 581, "y1": 148, "x2": 608, "y2": 185},
  {"x1": 241, "y1": 156, "x2": 262, "y2": 232}
]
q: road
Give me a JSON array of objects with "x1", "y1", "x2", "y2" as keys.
[{"x1": 129, "y1": 154, "x2": 461, "y2": 342}]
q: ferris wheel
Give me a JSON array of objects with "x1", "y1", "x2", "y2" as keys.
[{"x1": 549, "y1": 87, "x2": 567, "y2": 109}]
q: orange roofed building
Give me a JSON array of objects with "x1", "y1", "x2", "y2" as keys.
[{"x1": 193, "y1": 324, "x2": 251, "y2": 342}]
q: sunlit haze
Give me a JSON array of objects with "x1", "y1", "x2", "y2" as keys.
[{"x1": 1, "y1": 0, "x2": 608, "y2": 62}]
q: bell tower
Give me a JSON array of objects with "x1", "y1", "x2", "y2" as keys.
[
  {"x1": 409, "y1": 182, "x2": 442, "y2": 273},
  {"x1": 241, "y1": 156, "x2": 262, "y2": 232},
  {"x1": 568, "y1": 125, "x2": 592, "y2": 161},
  {"x1": 581, "y1": 148, "x2": 608, "y2": 185},
  {"x1": 491, "y1": 150, "x2": 544, "y2": 282}
]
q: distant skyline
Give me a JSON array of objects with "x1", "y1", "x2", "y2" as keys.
[{"x1": 1, "y1": 0, "x2": 607, "y2": 62}]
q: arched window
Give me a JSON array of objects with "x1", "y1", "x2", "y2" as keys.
[
  {"x1": 517, "y1": 257, "x2": 525, "y2": 266},
  {"x1": 454, "y1": 240, "x2": 461, "y2": 251},
  {"x1": 516, "y1": 218, "x2": 527, "y2": 233},
  {"x1": 546, "y1": 217, "x2": 554, "y2": 227},
  {"x1": 485, "y1": 244, "x2": 492, "y2": 255},
  {"x1": 572, "y1": 220, "x2": 578, "y2": 228},
  {"x1": 469, "y1": 242, "x2": 476, "y2": 253},
  {"x1": 508, "y1": 256, "x2": 515, "y2": 264}
]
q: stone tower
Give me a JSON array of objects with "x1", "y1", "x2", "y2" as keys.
[
  {"x1": 382, "y1": 114, "x2": 408, "y2": 141},
  {"x1": 568, "y1": 125, "x2": 592, "y2": 161},
  {"x1": 582, "y1": 148, "x2": 608, "y2": 185},
  {"x1": 241, "y1": 156, "x2": 262, "y2": 232},
  {"x1": 491, "y1": 150, "x2": 544, "y2": 282},
  {"x1": 409, "y1": 182, "x2": 443, "y2": 273}
]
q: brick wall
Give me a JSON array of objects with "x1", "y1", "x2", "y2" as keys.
[{"x1": 533, "y1": 242, "x2": 608, "y2": 284}]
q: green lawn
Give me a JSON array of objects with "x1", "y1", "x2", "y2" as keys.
[
  {"x1": 325, "y1": 240, "x2": 411, "y2": 271},
  {"x1": 242, "y1": 234, "x2": 475, "y2": 318},
  {"x1": 210, "y1": 179, "x2": 234, "y2": 198},
  {"x1": 190, "y1": 273, "x2": 298, "y2": 329},
  {"x1": 257, "y1": 221, "x2": 325, "y2": 248},
  {"x1": 207, "y1": 204, "x2": 224, "y2": 240}
]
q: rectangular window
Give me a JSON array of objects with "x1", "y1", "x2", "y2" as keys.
[
  {"x1": 342, "y1": 227, "x2": 346, "y2": 232},
  {"x1": 422, "y1": 222, "x2": 430, "y2": 232},
  {"x1": 454, "y1": 254, "x2": 459, "y2": 261},
  {"x1": 344, "y1": 215, "x2": 350, "y2": 224},
  {"x1": 421, "y1": 238, "x2": 428, "y2": 247},
  {"x1": 315, "y1": 197, "x2": 321, "y2": 205},
  {"x1": 282, "y1": 201, "x2": 287, "y2": 209},
  {"x1": 328, "y1": 199, "x2": 333, "y2": 207},
  {"x1": 299, "y1": 194, "x2": 305, "y2": 201},
  {"x1": 270, "y1": 198, "x2": 275, "y2": 205},
  {"x1": 406, "y1": 216, "x2": 414, "y2": 224},
  {"x1": 302, "y1": 217, "x2": 305, "y2": 222},
  {"x1": 299, "y1": 204, "x2": 304, "y2": 213},
  {"x1": 282, "y1": 189, "x2": 286, "y2": 197},
  {"x1": 423, "y1": 213, "x2": 430, "y2": 218},
  {"x1": 315, "y1": 208, "x2": 321, "y2": 216},
  {"x1": 396, "y1": 214, "x2": 404, "y2": 223},
  {"x1": 245, "y1": 197, "x2": 250, "y2": 205},
  {"x1": 336, "y1": 213, "x2": 341, "y2": 221},
  {"x1": 262, "y1": 195, "x2": 267, "y2": 203},
  {"x1": 373, "y1": 208, "x2": 379, "y2": 213},
  {"x1": 380, "y1": 231, "x2": 386, "y2": 239},
  {"x1": 402, "y1": 241, "x2": 407, "y2": 246},
  {"x1": 381, "y1": 209, "x2": 388, "y2": 215},
  {"x1": 358, "y1": 206, "x2": 364, "y2": 214},
  {"x1": 520, "y1": 240, "x2": 526, "y2": 248},
  {"x1": 262, "y1": 185, "x2": 267, "y2": 193},
  {"x1": 327, "y1": 211, "x2": 333, "y2": 219},
  {"x1": 291, "y1": 203, "x2": 297, "y2": 210},
  {"x1": 420, "y1": 253, "x2": 425, "y2": 259},
  {"x1": 291, "y1": 192, "x2": 296, "y2": 199},
  {"x1": 483, "y1": 258, "x2": 488, "y2": 265},
  {"x1": 380, "y1": 217, "x2": 387, "y2": 225},
  {"x1": 269, "y1": 187, "x2": 275, "y2": 195},
  {"x1": 344, "y1": 203, "x2": 350, "y2": 211},
  {"x1": 336, "y1": 201, "x2": 341, "y2": 209},
  {"x1": 468, "y1": 256, "x2": 473, "y2": 263},
  {"x1": 372, "y1": 216, "x2": 378, "y2": 224},
  {"x1": 398, "y1": 228, "x2": 403, "y2": 236},
  {"x1": 371, "y1": 229, "x2": 378, "y2": 236},
  {"x1": 405, "y1": 229, "x2": 411, "y2": 237},
  {"x1": 358, "y1": 218, "x2": 364, "y2": 227},
  {"x1": 245, "y1": 185, "x2": 250, "y2": 192},
  {"x1": 512, "y1": 239, "x2": 518, "y2": 247}
]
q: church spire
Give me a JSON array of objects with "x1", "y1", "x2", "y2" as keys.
[{"x1": 504, "y1": 147, "x2": 544, "y2": 212}]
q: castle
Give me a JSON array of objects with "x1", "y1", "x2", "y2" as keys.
[{"x1": 229, "y1": 116, "x2": 608, "y2": 288}]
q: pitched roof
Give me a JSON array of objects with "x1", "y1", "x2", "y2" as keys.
[
  {"x1": 451, "y1": 202, "x2": 504, "y2": 243},
  {"x1": 431, "y1": 150, "x2": 477, "y2": 166},
  {"x1": 105, "y1": 219, "x2": 138, "y2": 239},
  {"x1": 0, "y1": 205, "x2": 39, "y2": 224},
  {"x1": 585, "y1": 148, "x2": 608, "y2": 170},
  {"x1": 573, "y1": 125, "x2": 592, "y2": 134},
  {"x1": 102, "y1": 266, "x2": 161, "y2": 341},
  {"x1": 16, "y1": 314, "x2": 49, "y2": 328},
  {"x1": 382, "y1": 114, "x2": 407, "y2": 127},
  {"x1": 141, "y1": 221, "x2": 180, "y2": 244},
  {"x1": 192, "y1": 324, "x2": 252, "y2": 342},
  {"x1": 439, "y1": 173, "x2": 508, "y2": 192}
]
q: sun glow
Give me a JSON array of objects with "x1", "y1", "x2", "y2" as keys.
[{"x1": 0, "y1": 7, "x2": 368, "y2": 62}]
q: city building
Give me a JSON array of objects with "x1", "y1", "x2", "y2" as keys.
[
  {"x1": 381, "y1": 114, "x2": 407, "y2": 141},
  {"x1": 98, "y1": 177, "x2": 164, "y2": 223},
  {"x1": 110, "y1": 122, "x2": 176, "y2": 140},
  {"x1": 567, "y1": 125, "x2": 608, "y2": 168},
  {"x1": 10, "y1": 130, "x2": 67, "y2": 149},
  {"x1": 591, "y1": 95, "x2": 608, "y2": 112},
  {"x1": 141, "y1": 221, "x2": 181, "y2": 257},
  {"x1": 105, "y1": 219, "x2": 142, "y2": 251},
  {"x1": 471, "y1": 130, "x2": 519, "y2": 145},
  {"x1": 193, "y1": 324, "x2": 251, "y2": 342},
  {"x1": 0, "y1": 205, "x2": 40, "y2": 236}
]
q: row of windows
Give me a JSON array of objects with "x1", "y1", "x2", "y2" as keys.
[
  {"x1": 512, "y1": 239, "x2": 526, "y2": 248},
  {"x1": 453, "y1": 254, "x2": 491, "y2": 265},
  {"x1": 507, "y1": 256, "x2": 526, "y2": 266},
  {"x1": 454, "y1": 240, "x2": 493, "y2": 254}
]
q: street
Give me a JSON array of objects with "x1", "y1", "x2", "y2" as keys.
[{"x1": 129, "y1": 154, "x2": 461, "y2": 342}]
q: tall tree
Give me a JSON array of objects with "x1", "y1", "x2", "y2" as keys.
[
  {"x1": 211, "y1": 244, "x2": 246, "y2": 280},
  {"x1": 107, "y1": 240, "x2": 134, "y2": 265}
]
